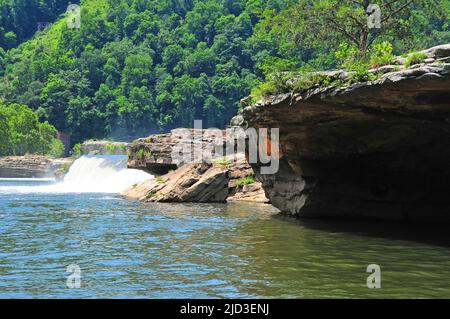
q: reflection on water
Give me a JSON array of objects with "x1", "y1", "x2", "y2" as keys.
[{"x1": 1, "y1": 179, "x2": 450, "y2": 298}]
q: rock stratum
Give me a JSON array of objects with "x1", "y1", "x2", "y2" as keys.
[
  {"x1": 242, "y1": 44, "x2": 450, "y2": 222},
  {"x1": 0, "y1": 155, "x2": 72, "y2": 178},
  {"x1": 123, "y1": 130, "x2": 268, "y2": 203}
]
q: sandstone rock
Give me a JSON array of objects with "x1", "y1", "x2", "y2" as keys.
[
  {"x1": 127, "y1": 129, "x2": 229, "y2": 174},
  {"x1": 242, "y1": 44, "x2": 450, "y2": 222},
  {"x1": 80, "y1": 140, "x2": 128, "y2": 155},
  {"x1": 422, "y1": 44, "x2": 450, "y2": 59},
  {"x1": 122, "y1": 161, "x2": 229, "y2": 202},
  {"x1": 0, "y1": 155, "x2": 73, "y2": 178},
  {"x1": 122, "y1": 154, "x2": 269, "y2": 203},
  {"x1": 230, "y1": 114, "x2": 245, "y2": 127}
]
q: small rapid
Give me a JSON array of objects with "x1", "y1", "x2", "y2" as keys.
[{"x1": 0, "y1": 155, "x2": 153, "y2": 194}]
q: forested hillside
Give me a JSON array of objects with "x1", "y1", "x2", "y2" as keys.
[
  {"x1": 0, "y1": 0, "x2": 448, "y2": 144},
  {"x1": 0, "y1": 0, "x2": 72, "y2": 49}
]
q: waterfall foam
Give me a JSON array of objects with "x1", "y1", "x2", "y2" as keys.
[
  {"x1": 60, "y1": 155, "x2": 153, "y2": 193},
  {"x1": 0, "y1": 155, "x2": 153, "y2": 194}
]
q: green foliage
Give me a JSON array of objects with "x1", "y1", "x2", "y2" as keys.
[
  {"x1": 155, "y1": 176, "x2": 165, "y2": 183},
  {"x1": 72, "y1": 143, "x2": 82, "y2": 156},
  {"x1": 212, "y1": 157, "x2": 231, "y2": 167},
  {"x1": 235, "y1": 176, "x2": 255, "y2": 187},
  {"x1": 49, "y1": 139, "x2": 65, "y2": 157},
  {"x1": 248, "y1": 0, "x2": 448, "y2": 99},
  {"x1": 0, "y1": 0, "x2": 72, "y2": 49},
  {"x1": 62, "y1": 161, "x2": 72, "y2": 172},
  {"x1": 0, "y1": 101, "x2": 62, "y2": 156},
  {"x1": 335, "y1": 43, "x2": 360, "y2": 70},
  {"x1": 346, "y1": 62, "x2": 377, "y2": 84},
  {"x1": 0, "y1": 0, "x2": 295, "y2": 142},
  {"x1": 105, "y1": 143, "x2": 117, "y2": 154},
  {"x1": 404, "y1": 52, "x2": 429, "y2": 68},
  {"x1": 0, "y1": 0, "x2": 447, "y2": 142},
  {"x1": 370, "y1": 42, "x2": 395, "y2": 68},
  {"x1": 251, "y1": 70, "x2": 342, "y2": 100}
]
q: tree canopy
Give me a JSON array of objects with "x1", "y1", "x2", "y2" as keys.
[
  {"x1": 0, "y1": 100, "x2": 64, "y2": 156},
  {"x1": 0, "y1": 0, "x2": 448, "y2": 145}
]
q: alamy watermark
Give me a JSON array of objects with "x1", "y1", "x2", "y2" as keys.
[
  {"x1": 366, "y1": 264, "x2": 381, "y2": 289},
  {"x1": 66, "y1": 264, "x2": 81, "y2": 289},
  {"x1": 367, "y1": 4, "x2": 381, "y2": 30},
  {"x1": 67, "y1": 3, "x2": 81, "y2": 29}
]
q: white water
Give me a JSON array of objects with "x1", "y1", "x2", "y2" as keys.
[{"x1": 0, "y1": 155, "x2": 153, "y2": 194}]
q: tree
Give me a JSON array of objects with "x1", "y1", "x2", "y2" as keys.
[
  {"x1": 0, "y1": 101, "x2": 63, "y2": 156},
  {"x1": 277, "y1": 0, "x2": 447, "y2": 55}
]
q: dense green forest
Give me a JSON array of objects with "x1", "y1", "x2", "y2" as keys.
[
  {"x1": 0, "y1": 0, "x2": 449, "y2": 146},
  {"x1": 0, "y1": 0, "x2": 72, "y2": 49}
]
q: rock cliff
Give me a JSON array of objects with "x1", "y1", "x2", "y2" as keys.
[{"x1": 242, "y1": 44, "x2": 450, "y2": 222}]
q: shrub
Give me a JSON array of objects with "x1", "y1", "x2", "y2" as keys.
[
  {"x1": 105, "y1": 143, "x2": 116, "y2": 154},
  {"x1": 62, "y1": 162, "x2": 72, "y2": 172},
  {"x1": 251, "y1": 72, "x2": 295, "y2": 101},
  {"x1": 155, "y1": 176, "x2": 165, "y2": 183},
  {"x1": 49, "y1": 139, "x2": 65, "y2": 158},
  {"x1": 370, "y1": 41, "x2": 394, "y2": 68},
  {"x1": 404, "y1": 52, "x2": 428, "y2": 68},
  {"x1": 212, "y1": 157, "x2": 231, "y2": 166},
  {"x1": 72, "y1": 143, "x2": 82, "y2": 156},
  {"x1": 347, "y1": 61, "x2": 377, "y2": 83},
  {"x1": 235, "y1": 176, "x2": 255, "y2": 187},
  {"x1": 335, "y1": 42, "x2": 359, "y2": 70}
]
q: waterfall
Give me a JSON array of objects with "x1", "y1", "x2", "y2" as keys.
[
  {"x1": 0, "y1": 155, "x2": 153, "y2": 194},
  {"x1": 60, "y1": 155, "x2": 153, "y2": 193}
]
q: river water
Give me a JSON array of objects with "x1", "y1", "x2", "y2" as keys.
[{"x1": 1, "y1": 156, "x2": 450, "y2": 298}]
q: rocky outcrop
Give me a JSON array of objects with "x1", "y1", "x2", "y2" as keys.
[
  {"x1": 0, "y1": 155, "x2": 73, "y2": 178},
  {"x1": 80, "y1": 140, "x2": 128, "y2": 155},
  {"x1": 127, "y1": 129, "x2": 228, "y2": 174},
  {"x1": 122, "y1": 154, "x2": 268, "y2": 203},
  {"x1": 242, "y1": 44, "x2": 450, "y2": 222}
]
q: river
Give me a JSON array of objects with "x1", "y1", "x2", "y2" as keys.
[{"x1": 1, "y1": 157, "x2": 450, "y2": 298}]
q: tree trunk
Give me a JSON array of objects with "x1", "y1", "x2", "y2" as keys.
[
  {"x1": 359, "y1": 0, "x2": 371, "y2": 56},
  {"x1": 359, "y1": 30, "x2": 368, "y2": 56}
]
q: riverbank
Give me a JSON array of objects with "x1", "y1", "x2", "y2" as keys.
[{"x1": 0, "y1": 155, "x2": 72, "y2": 179}]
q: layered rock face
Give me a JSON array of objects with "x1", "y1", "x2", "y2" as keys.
[
  {"x1": 242, "y1": 44, "x2": 450, "y2": 222},
  {"x1": 124, "y1": 126, "x2": 268, "y2": 203},
  {"x1": 123, "y1": 154, "x2": 268, "y2": 203},
  {"x1": 0, "y1": 156, "x2": 72, "y2": 178}
]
